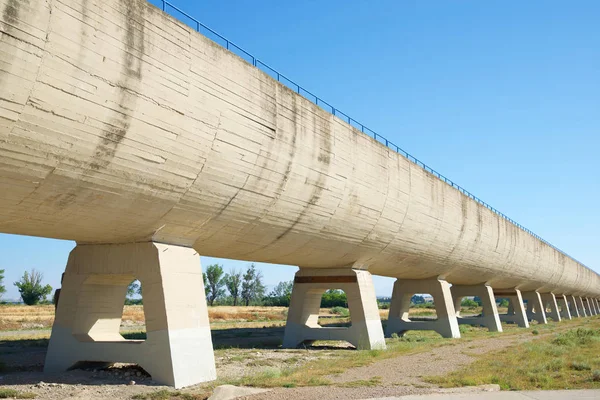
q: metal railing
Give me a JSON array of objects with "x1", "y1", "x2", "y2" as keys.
[{"x1": 155, "y1": 0, "x2": 588, "y2": 268}]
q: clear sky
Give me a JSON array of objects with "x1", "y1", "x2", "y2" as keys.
[{"x1": 1, "y1": 0, "x2": 599, "y2": 300}]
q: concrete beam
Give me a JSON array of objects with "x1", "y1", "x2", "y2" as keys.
[
  {"x1": 282, "y1": 268, "x2": 385, "y2": 350},
  {"x1": 522, "y1": 291, "x2": 547, "y2": 324},
  {"x1": 44, "y1": 243, "x2": 216, "y2": 388},
  {"x1": 576, "y1": 297, "x2": 588, "y2": 317},
  {"x1": 386, "y1": 278, "x2": 460, "y2": 339},
  {"x1": 451, "y1": 284, "x2": 502, "y2": 332},
  {"x1": 496, "y1": 289, "x2": 529, "y2": 328},
  {"x1": 555, "y1": 295, "x2": 572, "y2": 320},
  {"x1": 540, "y1": 293, "x2": 561, "y2": 322}
]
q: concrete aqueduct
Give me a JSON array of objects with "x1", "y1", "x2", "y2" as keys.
[{"x1": 1, "y1": 0, "x2": 599, "y2": 388}]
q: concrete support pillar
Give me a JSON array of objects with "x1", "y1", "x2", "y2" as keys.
[
  {"x1": 451, "y1": 284, "x2": 502, "y2": 332},
  {"x1": 576, "y1": 296, "x2": 588, "y2": 317},
  {"x1": 386, "y1": 278, "x2": 460, "y2": 339},
  {"x1": 283, "y1": 268, "x2": 385, "y2": 350},
  {"x1": 540, "y1": 293, "x2": 561, "y2": 322},
  {"x1": 585, "y1": 298, "x2": 595, "y2": 316},
  {"x1": 588, "y1": 297, "x2": 598, "y2": 315},
  {"x1": 555, "y1": 295, "x2": 572, "y2": 320},
  {"x1": 496, "y1": 289, "x2": 529, "y2": 328},
  {"x1": 521, "y1": 291, "x2": 547, "y2": 324},
  {"x1": 568, "y1": 295, "x2": 581, "y2": 317},
  {"x1": 45, "y1": 243, "x2": 216, "y2": 388},
  {"x1": 596, "y1": 299, "x2": 600, "y2": 314}
]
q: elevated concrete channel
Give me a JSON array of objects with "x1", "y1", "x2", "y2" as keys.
[{"x1": 1, "y1": 0, "x2": 599, "y2": 388}]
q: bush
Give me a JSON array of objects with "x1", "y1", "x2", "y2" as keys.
[
  {"x1": 460, "y1": 298, "x2": 479, "y2": 308},
  {"x1": 570, "y1": 362, "x2": 591, "y2": 371},
  {"x1": 331, "y1": 306, "x2": 350, "y2": 317}
]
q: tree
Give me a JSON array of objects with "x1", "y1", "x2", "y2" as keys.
[
  {"x1": 0, "y1": 269, "x2": 6, "y2": 300},
  {"x1": 263, "y1": 280, "x2": 293, "y2": 306},
  {"x1": 125, "y1": 280, "x2": 142, "y2": 305},
  {"x1": 14, "y1": 269, "x2": 52, "y2": 305},
  {"x1": 127, "y1": 280, "x2": 141, "y2": 297},
  {"x1": 205, "y1": 264, "x2": 225, "y2": 306},
  {"x1": 321, "y1": 289, "x2": 347, "y2": 307},
  {"x1": 241, "y1": 264, "x2": 265, "y2": 306},
  {"x1": 224, "y1": 269, "x2": 242, "y2": 306},
  {"x1": 411, "y1": 295, "x2": 425, "y2": 305}
]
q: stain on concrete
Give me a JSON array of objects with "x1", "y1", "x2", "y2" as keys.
[
  {"x1": 2, "y1": 0, "x2": 21, "y2": 25},
  {"x1": 89, "y1": 0, "x2": 145, "y2": 171}
]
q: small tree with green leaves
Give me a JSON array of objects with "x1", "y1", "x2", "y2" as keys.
[
  {"x1": 14, "y1": 269, "x2": 52, "y2": 305},
  {"x1": 205, "y1": 264, "x2": 226, "y2": 306},
  {"x1": 263, "y1": 280, "x2": 293, "y2": 306},
  {"x1": 0, "y1": 269, "x2": 6, "y2": 300},
  {"x1": 241, "y1": 264, "x2": 265, "y2": 306},
  {"x1": 224, "y1": 269, "x2": 242, "y2": 306}
]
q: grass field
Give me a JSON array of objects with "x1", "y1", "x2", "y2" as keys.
[
  {"x1": 1, "y1": 304, "x2": 492, "y2": 332},
  {"x1": 427, "y1": 318, "x2": 600, "y2": 390}
]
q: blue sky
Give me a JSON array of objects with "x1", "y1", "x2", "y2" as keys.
[{"x1": 1, "y1": 0, "x2": 599, "y2": 300}]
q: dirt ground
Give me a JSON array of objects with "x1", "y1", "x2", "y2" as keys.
[{"x1": 0, "y1": 305, "x2": 552, "y2": 400}]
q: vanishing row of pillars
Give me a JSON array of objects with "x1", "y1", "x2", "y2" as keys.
[{"x1": 45, "y1": 243, "x2": 600, "y2": 388}]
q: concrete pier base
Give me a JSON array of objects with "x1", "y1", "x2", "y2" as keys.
[
  {"x1": 451, "y1": 284, "x2": 502, "y2": 332},
  {"x1": 282, "y1": 268, "x2": 385, "y2": 350},
  {"x1": 568, "y1": 295, "x2": 581, "y2": 317},
  {"x1": 555, "y1": 295, "x2": 572, "y2": 320},
  {"x1": 522, "y1": 291, "x2": 548, "y2": 324},
  {"x1": 585, "y1": 298, "x2": 596, "y2": 316},
  {"x1": 576, "y1": 297, "x2": 588, "y2": 317},
  {"x1": 44, "y1": 243, "x2": 216, "y2": 388},
  {"x1": 496, "y1": 289, "x2": 529, "y2": 328},
  {"x1": 540, "y1": 293, "x2": 561, "y2": 322},
  {"x1": 386, "y1": 278, "x2": 460, "y2": 338},
  {"x1": 588, "y1": 297, "x2": 598, "y2": 315}
]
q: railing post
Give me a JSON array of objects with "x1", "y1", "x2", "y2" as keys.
[{"x1": 162, "y1": 0, "x2": 166, "y2": 11}]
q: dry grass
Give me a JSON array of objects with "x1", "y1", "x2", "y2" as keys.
[
  {"x1": 427, "y1": 317, "x2": 600, "y2": 390},
  {"x1": 0, "y1": 304, "x2": 508, "y2": 332}
]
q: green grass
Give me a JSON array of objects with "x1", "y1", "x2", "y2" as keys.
[
  {"x1": 0, "y1": 388, "x2": 36, "y2": 399},
  {"x1": 426, "y1": 322, "x2": 600, "y2": 390},
  {"x1": 219, "y1": 331, "x2": 448, "y2": 388}
]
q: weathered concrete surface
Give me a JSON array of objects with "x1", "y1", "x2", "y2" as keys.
[
  {"x1": 45, "y1": 242, "x2": 216, "y2": 388},
  {"x1": 452, "y1": 284, "x2": 502, "y2": 332},
  {"x1": 386, "y1": 278, "x2": 461, "y2": 338},
  {"x1": 0, "y1": 0, "x2": 599, "y2": 297},
  {"x1": 497, "y1": 290, "x2": 529, "y2": 328},
  {"x1": 283, "y1": 268, "x2": 385, "y2": 349}
]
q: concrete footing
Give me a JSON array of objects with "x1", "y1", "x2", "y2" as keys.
[
  {"x1": 282, "y1": 268, "x2": 385, "y2": 350},
  {"x1": 44, "y1": 242, "x2": 216, "y2": 388},
  {"x1": 496, "y1": 289, "x2": 529, "y2": 328},
  {"x1": 576, "y1": 296, "x2": 588, "y2": 317},
  {"x1": 540, "y1": 293, "x2": 561, "y2": 322},
  {"x1": 555, "y1": 295, "x2": 572, "y2": 320},
  {"x1": 386, "y1": 278, "x2": 460, "y2": 338},
  {"x1": 522, "y1": 291, "x2": 548, "y2": 324},
  {"x1": 451, "y1": 284, "x2": 502, "y2": 332}
]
